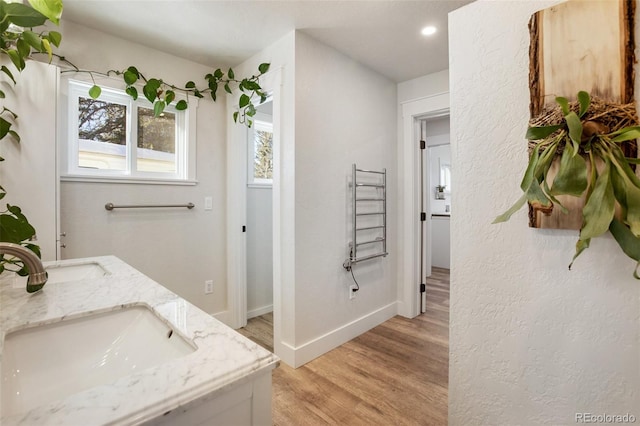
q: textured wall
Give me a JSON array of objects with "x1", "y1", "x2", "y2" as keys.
[{"x1": 449, "y1": 1, "x2": 640, "y2": 424}]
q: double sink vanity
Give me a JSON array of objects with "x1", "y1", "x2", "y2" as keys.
[{"x1": 0, "y1": 256, "x2": 279, "y2": 425}]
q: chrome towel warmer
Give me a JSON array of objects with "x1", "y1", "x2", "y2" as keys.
[
  {"x1": 105, "y1": 202, "x2": 195, "y2": 211},
  {"x1": 343, "y1": 164, "x2": 388, "y2": 269}
]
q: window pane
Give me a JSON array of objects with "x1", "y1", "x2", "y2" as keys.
[
  {"x1": 254, "y1": 126, "x2": 273, "y2": 180},
  {"x1": 137, "y1": 107, "x2": 176, "y2": 173},
  {"x1": 78, "y1": 97, "x2": 127, "y2": 170}
]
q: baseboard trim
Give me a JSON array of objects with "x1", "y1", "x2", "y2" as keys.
[
  {"x1": 247, "y1": 304, "x2": 273, "y2": 319},
  {"x1": 281, "y1": 302, "x2": 398, "y2": 368}
]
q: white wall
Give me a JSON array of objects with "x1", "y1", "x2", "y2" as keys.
[
  {"x1": 57, "y1": 20, "x2": 228, "y2": 317},
  {"x1": 0, "y1": 60, "x2": 58, "y2": 262},
  {"x1": 293, "y1": 32, "x2": 397, "y2": 363},
  {"x1": 247, "y1": 186, "x2": 273, "y2": 317},
  {"x1": 449, "y1": 1, "x2": 640, "y2": 424}
]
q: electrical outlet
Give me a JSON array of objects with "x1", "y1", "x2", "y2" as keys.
[
  {"x1": 349, "y1": 285, "x2": 358, "y2": 300},
  {"x1": 205, "y1": 280, "x2": 214, "y2": 294}
]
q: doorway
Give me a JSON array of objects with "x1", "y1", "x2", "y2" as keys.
[{"x1": 419, "y1": 116, "x2": 451, "y2": 313}]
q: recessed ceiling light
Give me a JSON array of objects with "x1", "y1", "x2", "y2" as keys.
[{"x1": 421, "y1": 26, "x2": 437, "y2": 36}]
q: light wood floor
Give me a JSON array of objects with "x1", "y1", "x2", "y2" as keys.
[{"x1": 238, "y1": 267, "x2": 450, "y2": 425}]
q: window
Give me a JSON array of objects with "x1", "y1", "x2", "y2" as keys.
[
  {"x1": 64, "y1": 80, "x2": 196, "y2": 183},
  {"x1": 247, "y1": 110, "x2": 274, "y2": 186}
]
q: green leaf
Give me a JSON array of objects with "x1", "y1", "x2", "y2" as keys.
[
  {"x1": 5, "y1": 3, "x2": 47, "y2": 27},
  {"x1": 0, "y1": 89, "x2": 4, "y2": 99},
  {"x1": 41, "y1": 37, "x2": 52, "y2": 62},
  {"x1": 214, "y1": 68, "x2": 223, "y2": 79},
  {"x1": 164, "y1": 90, "x2": 175, "y2": 105},
  {"x1": 88, "y1": 85, "x2": 101, "y2": 99},
  {"x1": 210, "y1": 91, "x2": 217, "y2": 102},
  {"x1": 123, "y1": 70, "x2": 138, "y2": 85},
  {"x1": 493, "y1": 193, "x2": 527, "y2": 224},
  {"x1": 577, "y1": 91, "x2": 590, "y2": 117},
  {"x1": 175, "y1": 100, "x2": 188, "y2": 110},
  {"x1": 23, "y1": 30, "x2": 43, "y2": 51},
  {"x1": 525, "y1": 125, "x2": 562, "y2": 140},
  {"x1": 246, "y1": 103, "x2": 256, "y2": 117},
  {"x1": 520, "y1": 143, "x2": 542, "y2": 191},
  {"x1": 612, "y1": 128, "x2": 640, "y2": 142},
  {"x1": 1, "y1": 66, "x2": 16, "y2": 85},
  {"x1": 0, "y1": 117, "x2": 11, "y2": 139},
  {"x1": 224, "y1": 83, "x2": 232, "y2": 94},
  {"x1": 239, "y1": 93, "x2": 250, "y2": 108},
  {"x1": 565, "y1": 112, "x2": 582, "y2": 154},
  {"x1": 125, "y1": 86, "x2": 138, "y2": 100},
  {"x1": 46, "y1": 30, "x2": 61, "y2": 47},
  {"x1": 143, "y1": 79, "x2": 161, "y2": 103},
  {"x1": 233, "y1": 111, "x2": 239, "y2": 123},
  {"x1": 228, "y1": 68, "x2": 234, "y2": 79},
  {"x1": 609, "y1": 218, "x2": 640, "y2": 261},
  {"x1": 0, "y1": 205, "x2": 36, "y2": 243},
  {"x1": 555, "y1": 96, "x2": 570, "y2": 115},
  {"x1": 580, "y1": 159, "x2": 615, "y2": 240},
  {"x1": 8, "y1": 130, "x2": 20, "y2": 142},
  {"x1": 16, "y1": 38, "x2": 30, "y2": 58},
  {"x1": 569, "y1": 238, "x2": 590, "y2": 270},
  {"x1": 193, "y1": 89, "x2": 203, "y2": 99},
  {"x1": 550, "y1": 143, "x2": 588, "y2": 196},
  {"x1": 185, "y1": 81, "x2": 196, "y2": 89},
  {"x1": 7, "y1": 49, "x2": 25, "y2": 71},
  {"x1": 153, "y1": 101, "x2": 165, "y2": 117},
  {"x1": 244, "y1": 80, "x2": 261, "y2": 91},
  {"x1": 258, "y1": 63, "x2": 270, "y2": 74},
  {"x1": 127, "y1": 66, "x2": 140, "y2": 77},
  {"x1": 27, "y1": 0, "x2": 63, "y2": 25}
]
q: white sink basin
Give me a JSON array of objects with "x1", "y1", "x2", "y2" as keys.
[
  {"x1": 0, "y1": 261, "x2": 110, "y2": 288},
  {"x1": 1, "y1": 306, "x2": 196, "y2": 416}
]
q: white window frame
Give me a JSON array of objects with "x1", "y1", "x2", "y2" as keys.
[
  {"x1": 62, "y1": 78, "x2": 197, "y2": 185},
  {"x1": 247, "y1": 111, "x2": 274, "y2": 188}
]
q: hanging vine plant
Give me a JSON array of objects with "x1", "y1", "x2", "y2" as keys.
[{"x1": 494, "y1": 91, "x2": 640, "y2": 278}]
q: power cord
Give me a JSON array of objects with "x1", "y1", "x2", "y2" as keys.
[
  {"x1": 349, "y1": 266, "x2": 360, "y2": 292},
  {"x1": 345, "y1": 248, "x2": 360, "y2": 292}
]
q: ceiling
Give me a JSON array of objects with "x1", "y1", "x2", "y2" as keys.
[{"x1": 62, "y1": 0, "x2": 473, "y2": 83}]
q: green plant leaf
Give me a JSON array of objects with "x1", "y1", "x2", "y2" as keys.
[
  {"x1": 125, "y1": 86, "x2": 138, "y2": 100},
  {"x1": 568, "y1": 238, "x2": 590, "y2": 270},
  {"x1": 193, "y1": 89, "x2": 203, "y2": 99},
  {"x1": 0, "y1": 89, "x2": 4, "y2": 99},
  {"x1": 127, "y1": 66, "x2": 139, "y2": 77},
  {"x1": 233, "y1": 111, "x2": 239, "y2": 123},
  {"x1": 492, "y1": 194, "x2": 527, "y2": 223},
  {"x1": 41, "y1": 37, "x2": 52, "y2": 62},
  {"x1": 612, "y1": 127, "x2": 640, "y2": 142},
  {"x1": 565, "y1": 112, "x2": 582, "y2": 154},
  {"x1": 0, "y1": 117, "x2": 11, "y2": 139},
  {"x1": 258, "y1": 63, "x2": 270, "y2": 74},
  {"x1": 16, "y1": 38, "x2": 30, "y2": 58},
  {"x1": 580, "y1": 159, "x2": 615, "y2": 240},
  {"x1": 164, "y1": 90, "x2": 175, "y2": 105},
  {"x1": 23, "y1": 30, "x2": 43, "y2": 51},
  {"x1": 525, "y1": 177, "x2": 552, "y2": 210},
  {"x1": 27, "y1": 0, "x2": 63, "y2": 25},
  {"x1": 46, "y1": 30, "x2": 61, "y2": 47},
  {"x1": 143, "y1": 79, "x2": 161, "y2": 103},
  {"x1": 228, "y1": 68, "x2": 234, "y2": 79},
  {"x1": 577, "y1": 91, "x2": 590, "y2": 117},
  {"x1": 8, "y1": 130, "x2": 20, "y2": 142},
  {"x1": 244, "y1": 80, "x2": 261, "y2": 91},
  {"x1": 525, "y1": 125, "x2": 562, "y2": 140},
  {"x1": 185, "y1": 81, "x2": 196, "y2": 89},
  {"x1": 214, "y1": 68, "x2": 223, "y2": 79},
  {"x1": 7, "y1": 49, "x2": 25, "y2": 71},
  {"x1": 239, "y1": 93, "x2": 250, "y2": 108},
  {"x1": 210, "y1": 91, "x2": 217, "y2": 102},
  {"x1": 609, "y1": 218, "x2": 640, "y2": 262},
  {"x1": 550, "y1": 143, "x2": 588, "y2": 196},
  {"x1": 246, "y1": 104, "x2": 256, "y2": 117},
  {"x1": 1, "y1": 66, "x2": 16, "y2": 85},
  {"x1": 224, "y1": 83, "x2": 232, "y2": 94},
  {"x1": 556, "y1": 96, "x2": 570, "y2": 115},
  {"x1": 0, "y1": 205, "x2": 36, "y2": 243},
  {"x1": 175, "y1": 99, "x2": 188, "y2": 110},
  {"x1": 123, "y1": 70, "x2": 138, "y2": 85},
  {"x1": 5, "y1": 2, "x2": 48, "y2": 27},
  {"x1": 88, "y1": 85, "x2": 101, "y2": 99},
  {"x1": 154, "y1": 101, "x2": 165, "y2": 117}
]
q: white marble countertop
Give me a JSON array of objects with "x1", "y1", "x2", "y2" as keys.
[{"x1": 0, "y1": 256, "x2": 279, "y2": 425}]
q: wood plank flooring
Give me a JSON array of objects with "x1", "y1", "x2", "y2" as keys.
[{"x1": 237, "y1": 267, "x2": 450, "y2": 425}]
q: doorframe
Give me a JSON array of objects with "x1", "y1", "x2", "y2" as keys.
[
  {"x1": 227, "y1": 67, "x2": 283, "y2": 332},
  {"x1": 398, "y1": 92, "x2": 449, "y2": 319}
]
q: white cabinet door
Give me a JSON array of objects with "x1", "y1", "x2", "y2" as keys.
[{"x1": 0, "y1": 60, "x2": 59, "y2": 261}]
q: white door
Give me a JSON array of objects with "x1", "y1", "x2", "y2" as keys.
[{"x1": 0, "y1": 60, "x2": 60, "y2": 261}]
